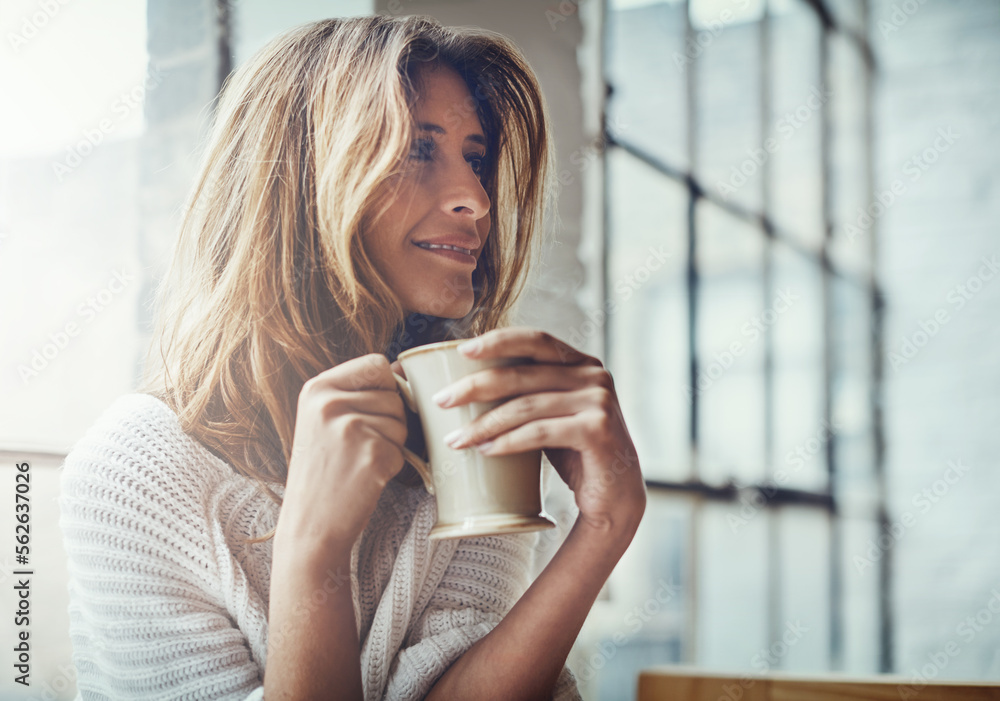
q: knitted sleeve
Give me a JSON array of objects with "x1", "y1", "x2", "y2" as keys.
[
  {"x1": 58, "y1": 408, "x2": 264, "y2": 701},
  {"x1": 383, "y1": 532, "x2": 582, "y2": 701}
]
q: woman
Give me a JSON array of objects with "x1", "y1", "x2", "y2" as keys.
[{"x1": 58, "y1": 14, "x2": 646, "y2": 700}]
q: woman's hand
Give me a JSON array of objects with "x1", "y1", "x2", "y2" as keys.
[
  {"x1": 268, "y1": 355, "x2": 405, "y2": 701},
  {"x1": 279, "y1": 353, "x2": 409, "y2": 558},
  {"x1": 433, "y1": 326, "x2": 646, "y2": 539}
]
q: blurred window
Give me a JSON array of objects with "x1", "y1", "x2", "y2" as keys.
[{"x1": 591, "y1": 0, "x2": 884, "y2": 695}]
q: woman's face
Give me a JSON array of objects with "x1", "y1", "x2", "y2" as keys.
[{"x1": 366, "y1": 62, "x2": 492, "y2": 319}]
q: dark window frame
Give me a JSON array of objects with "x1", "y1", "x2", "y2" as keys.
[{"x1": 600, "y1": 0, "x2": 890, "y2": 673}]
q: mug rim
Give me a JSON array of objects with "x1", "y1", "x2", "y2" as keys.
[{"x1": 396, "y1": 338, "x2": 468, "y2": 361}]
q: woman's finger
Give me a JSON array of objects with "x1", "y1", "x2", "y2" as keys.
[
  {"x1": 468, "y1": 411, "x2": 607, "y2": 457},
  {"x1": 390, "y1": 359, "x2": 407, "y2": 379},
  {"x1": 444, "y1": 386, "x2": 609, "y2": 450},
  {"x1": 300, "y1": 387, "x2": 405, "y2": 422},
  {"x1": 308, "y1": 353, "x2": 397, "y2": 392},
  {"x1": 435, "y1": 361, "x2": 612, "y2": 408},
  {"x1": 457, "y1": 326, "x2": 599, "y2": 367},
  {"x1": 291, "y1": 411, "x2": 408, "y2": 464}
]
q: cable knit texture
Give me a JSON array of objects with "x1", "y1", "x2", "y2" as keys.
[{"x1": 58, "y1": 393, "x2": 582, "y2": 701}]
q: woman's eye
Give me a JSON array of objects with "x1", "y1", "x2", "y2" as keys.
[
  {"x1": 468, "y1": 154, "x2": 486, "y2": 177},
  {"x1": 407, "y1": 140, "x2": 486, "y2": 177}
]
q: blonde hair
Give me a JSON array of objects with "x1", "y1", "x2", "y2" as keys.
[{"x1": 137, "y1": 15, "x2": 555, "y2": 543}]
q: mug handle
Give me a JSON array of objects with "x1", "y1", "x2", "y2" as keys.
[{"x1": 392, "y1": 373, "x2": 435, "y2": 496}]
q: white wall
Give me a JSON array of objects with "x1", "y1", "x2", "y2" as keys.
[{"x1": 872, "y1": 0, "x2": 1000, "y2": 681}]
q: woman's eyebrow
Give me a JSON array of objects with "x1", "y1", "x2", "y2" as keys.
[{"x1": 417, "y1": 121, "x2": 487, "y2": 148}]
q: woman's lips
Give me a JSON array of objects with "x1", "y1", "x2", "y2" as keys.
[{"x1": 413, "y1": 241, "x2": 477, "y2": 266}]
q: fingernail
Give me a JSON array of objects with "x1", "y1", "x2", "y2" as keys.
[
  {"x1": 458, "y1": 339, "x2": 482, "y2": 356},
  {"x1": 443, "y1": 428, "x2": 465, "y2": 447},
  {"x1": 432, "y1": 388, "x2": 452, "y2": 406},
  {"x1": 476, "y1": 440, "x2": 494, "y2": 454}
]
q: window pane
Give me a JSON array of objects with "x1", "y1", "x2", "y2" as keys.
[
  {"x1": 769, "y1": 0, "x2": 824, "y2": 247},
  {"x1": 606, "y1": 0, "x2": 688, "y2": 171},
  {"x1": 778, "y1": 506, "x2": 832, "y2": 671},
  {"x1": 828, "y1": 33, "x2": 872, "y2": 277},
  {"x1": 575, "y1": 492, "x2": 688, "y2": 699},
  {"x1": 832, "y1": 280, "x2": 880, "y2": 678},
  {"x1": 691, "y1": 0, "x2": 765, "y2": 30},
  {"x1": 826, "y1": 0, "x2": 866, "y2": 36},
  {"x1": 233, "y1": 0, "x2": 372, "y2": 64},
  {"x1": 600, "y1": 0, "x2": 881, "y2": 683},
  {"x1": 0, "y1": 2, "x2": 148, "y2": 157},
  {"x1": 771, "y1": 242, "x2": 827, "y2": 491},
  {"x1": 841, "y1": 516, "x2": 882, "y2": 674},
  {"x1": 832, "y1": 277, "x2": 876, "y2": 515},
  {"x1": 698, "y1": 501, "x2": 769, "y2": 668},
  {"x1": 607, "y1": 148, "x2": 690, "y2": 481},
  {"x1": 0, "y1": 2, "x2": 148, "y2": 448},
  {"x1": 696, "y1": 7, "x2": 763, "y2": 213},
  {"x1": 696, "y1": 203, "x2": 766, "y2": 485}
]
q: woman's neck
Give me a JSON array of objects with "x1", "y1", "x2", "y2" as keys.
[{"x1": 384, "y1": 313, "x2": 467, "y2": 362}]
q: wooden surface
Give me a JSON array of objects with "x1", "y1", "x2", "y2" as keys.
[{"x1": 638, "y1": 667, "x2": 1000, "y2": 701}]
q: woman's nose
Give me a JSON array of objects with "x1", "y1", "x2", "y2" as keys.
[{"x1": 439, "y1": 159, "x2": 490, "y2": 219}]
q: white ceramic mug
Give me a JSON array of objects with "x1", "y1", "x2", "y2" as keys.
[{"x1": 393, "y1": 339, "x2": 557, "y2": 540}]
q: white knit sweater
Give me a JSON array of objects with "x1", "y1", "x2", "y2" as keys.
[{"x1": 58, "y1": 393, "x2": 582, "y2": 700}]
